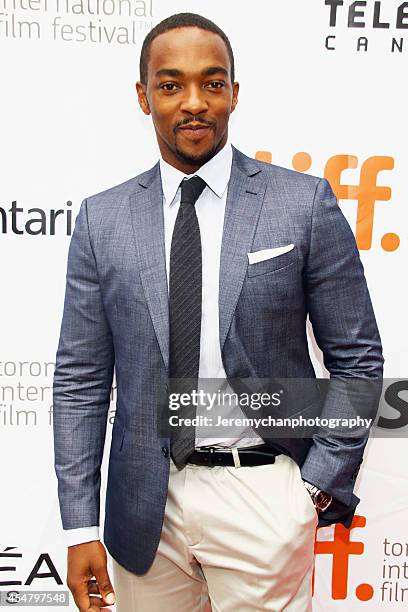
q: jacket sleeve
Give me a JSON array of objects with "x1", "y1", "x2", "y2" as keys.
[
  {"x1": 300, "y1": 178, "x2": 384, "y2": 508},
  {"x1": 53, "y1": 199, "x2": 115, "y2": 529}
]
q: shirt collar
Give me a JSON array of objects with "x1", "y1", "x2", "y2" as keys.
[{"x1": 159, "y1": 141, "x2": 232, "y2": 207}]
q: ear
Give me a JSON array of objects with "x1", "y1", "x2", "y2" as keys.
[
  {"x1": 231, "y1": 82, "x2": 239, "y2": 113},
  {"x1": 136, "y1": 81, "x2": 151, "y2": 115}
]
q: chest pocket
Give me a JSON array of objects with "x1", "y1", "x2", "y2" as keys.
[{"x1": 246, "y1": 247, "x2": 297, "y2": 277}]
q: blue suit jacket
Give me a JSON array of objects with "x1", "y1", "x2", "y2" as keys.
[{"x1": 53, "y1": 146, "x2": 383, "y2": 574}]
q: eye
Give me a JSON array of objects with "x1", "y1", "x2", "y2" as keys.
[
  {"x1": 160, "y1": 83, "x2": 179, "y2": 91},
  {"x1": 206, "y1": 81, "x2": 225, "y2": 89}
]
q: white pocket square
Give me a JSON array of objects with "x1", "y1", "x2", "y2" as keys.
[{"x1": 247, "y1": 244, "x2": 294, "y2": 264}]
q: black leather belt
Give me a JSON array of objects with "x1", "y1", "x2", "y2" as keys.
[{"x1": 186, "y1": 444, "x2": 280, "y2": 467}]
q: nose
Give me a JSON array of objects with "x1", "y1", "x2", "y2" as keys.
[{"x1": 179, "y1": 84, "x2": 208, "y2": 116}]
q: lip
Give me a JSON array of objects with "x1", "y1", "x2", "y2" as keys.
[
  {"x1": 177, "y1": 124, "x2": 212, "y2": 141},
  {"x1": 179, "y1": 122, "x2": 212, "y2": 130}
]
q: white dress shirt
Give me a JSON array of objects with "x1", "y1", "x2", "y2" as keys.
[{"x1": 64, "y1": 141, "x2": 263, "y2": 547}]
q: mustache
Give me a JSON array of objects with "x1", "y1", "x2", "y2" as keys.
[{"x1": 174, "y1": 117, "x2": 215, "y2": 130}]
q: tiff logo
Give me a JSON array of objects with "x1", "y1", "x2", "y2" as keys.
[
  {"x1": 313, "y1": 515, "x2": 373, "y2": 600},
  {"x1": 255, "y1": 151, "x2": 397, "y2": 251}
]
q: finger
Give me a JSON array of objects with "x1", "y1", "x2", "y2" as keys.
[
  {"x1": 70, "y1": 584, "x2": 92, "y2": 612},
  {"x1": 89, "y1": 595, "x2": 113, "y2": 610},
  {"x1": 87, "y1": 579, "x2": 100, "y2": 596},
  {"x1": 92, "y1": 566, "x2": 115, "y2": 607}
]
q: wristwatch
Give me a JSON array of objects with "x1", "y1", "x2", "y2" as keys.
[{"x1": 302, "y1": 480, "x2": 332, "y2": 512}]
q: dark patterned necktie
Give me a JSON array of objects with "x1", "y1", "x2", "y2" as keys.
[{"x1": 169, "y1": 175, "x2": 207, "y2": 467}]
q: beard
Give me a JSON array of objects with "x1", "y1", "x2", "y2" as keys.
[
  {"x1": 174, "y1": 142, "x2": 217, "y2": 166},
  {"x1": 173, "y1": 124, "x2": 219, "y2": 166}
]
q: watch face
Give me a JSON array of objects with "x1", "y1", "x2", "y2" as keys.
[{"x1": 316, "y1": 491, "x2": 332, "y2": 511}]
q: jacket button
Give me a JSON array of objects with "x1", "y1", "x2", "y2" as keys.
[{"x1": 162, "y1": 446, "x2": 169, "y2": 457}]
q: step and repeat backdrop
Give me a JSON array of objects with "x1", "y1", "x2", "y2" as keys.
[{"x1": 1, "y1": 1, "x2": 407, "y2": 609}]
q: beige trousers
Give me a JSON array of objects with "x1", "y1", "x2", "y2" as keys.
[{"x1": 111, "y1": 453, "x2": 318, "y2": 612}]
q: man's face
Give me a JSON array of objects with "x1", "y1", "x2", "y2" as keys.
[{"x1": 136, "y1": 26, "x2": 239, "y2": 173}]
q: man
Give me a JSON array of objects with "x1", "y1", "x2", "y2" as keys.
[{"x1": 53, "y1": 12, "x2": 383, "y2": 612}]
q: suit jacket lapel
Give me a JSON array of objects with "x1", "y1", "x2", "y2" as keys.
[
  {"x1": 129, "y1": 163, "x2": 170, "y2": 372},
  {"x1": 219, "y1": 146, "x2": 266, "y2": 349}
]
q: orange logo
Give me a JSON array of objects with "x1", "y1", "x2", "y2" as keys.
[
  {"x1": 313, "y1": 515, "x2": 373, "y2": 601},
  {"x1": 255, "y1": 151, "x2": 398, "y2": 251}
]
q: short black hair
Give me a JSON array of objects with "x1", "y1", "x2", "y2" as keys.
[{"x1": 139, "y1": 12, "x2": 235, "y2": 85}]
